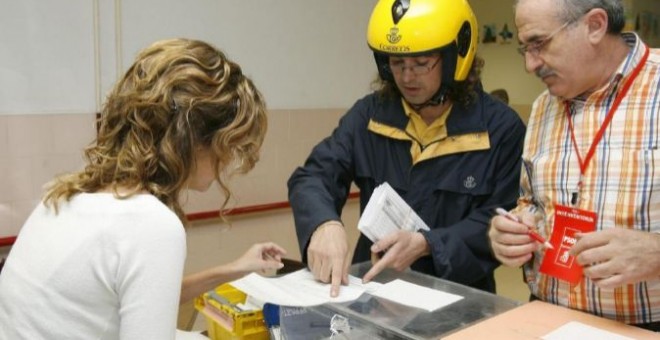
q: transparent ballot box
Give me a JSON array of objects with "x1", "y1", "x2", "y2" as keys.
[{"x1": 278, "y1": 262, "x2": 520, "y2": 340}]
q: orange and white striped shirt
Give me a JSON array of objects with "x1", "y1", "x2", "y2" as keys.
[{"x1": 519, "y1": 33, "x2": 660, "y2": 324}]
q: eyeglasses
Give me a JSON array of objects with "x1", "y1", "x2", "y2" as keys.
[
  {"x1": 517, "y1": 22, "x2": 570, "y2": 57},
  {"x1": 389, "y1": 57, "x2": 441, "y2": 76}
]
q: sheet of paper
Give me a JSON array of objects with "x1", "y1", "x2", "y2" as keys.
[
  {"x1": 229, "y1": 269, "x2": 382, "y2": 307},
  {"x1": 358, "y1": 182, "x2": 430, "y2": 243},
  {"x1": 542, "y1": 321, "x2": 635, "y2": 340},
  {"x1": 370, "y1": 279, "x2": 463, "y2": 312}
]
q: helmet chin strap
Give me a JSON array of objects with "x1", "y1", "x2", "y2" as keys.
[{"x1": 407, "y1": 86, "x2": 448, "y2": 111}]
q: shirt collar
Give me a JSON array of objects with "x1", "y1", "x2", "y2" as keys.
[
  {"x1": 401, "y1": 99, "x2": 415, "y2": 118},
  {"x1": 608, "y1": 32, "x2": 646, "y2": 95}
]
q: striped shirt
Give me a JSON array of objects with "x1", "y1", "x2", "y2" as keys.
[{"x1": 519, "y1": 32, "x2": 660, "y2": 324}]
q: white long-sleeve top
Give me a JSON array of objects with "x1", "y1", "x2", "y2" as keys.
[{"x1": 0, "y1": 193, "x2": 186, "y2": 339}]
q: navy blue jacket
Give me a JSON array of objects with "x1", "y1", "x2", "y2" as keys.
[{"x1": 288, "y1": 90, "x2": 525, "y2": 292}]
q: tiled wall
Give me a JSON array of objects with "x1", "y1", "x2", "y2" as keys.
[
  {"x1": 0, "y1": 114, "x2": 96, "y2": 239},
  {"x1": 183, "y1": 108, "x2": 348, "y2": 214},
  {"x1": 0, "y1": 108, "x2": 347, "y2": 241}
]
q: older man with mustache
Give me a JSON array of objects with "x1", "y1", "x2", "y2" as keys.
[{"x1": 488, "y1": 0, "x2": 660, "y2": 332}]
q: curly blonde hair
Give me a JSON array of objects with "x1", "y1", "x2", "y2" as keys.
[{"x1": 43, "y1": 38, "x2": 267, "y2": 222}]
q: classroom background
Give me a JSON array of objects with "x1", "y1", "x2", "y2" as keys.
[{"x1": 1, "y1": 0, "x2": 659, "y2": 330}]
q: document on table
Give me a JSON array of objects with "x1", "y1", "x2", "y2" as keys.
[
  {"x1": 229, "y1": 269, "x2": 382, "y2": 307},
  {"x1": 371, "y1": 279, "x2": 463, "y2": 312},
  {"x1": 542, "y1": 321, "x2": 635, "y2": 340},
  {"x1": 358, "y1": 182, "x2": 430, "y2": 243},
  {"x1": 229, "y1": 269, "x2": 464, "y2": 312}
]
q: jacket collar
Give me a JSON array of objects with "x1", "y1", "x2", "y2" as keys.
[{"x1": 372, "y1": 94, "x2": 487, "y2": 136}]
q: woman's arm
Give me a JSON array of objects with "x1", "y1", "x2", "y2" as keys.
[{"x1": 179, "y1": 242, "x2": 286, "y2": 304}]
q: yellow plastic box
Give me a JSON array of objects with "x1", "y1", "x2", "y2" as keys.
[{"x1": 194, "y1": 283, "x2": 268, "y2": 340}]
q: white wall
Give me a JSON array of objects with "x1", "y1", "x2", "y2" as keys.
[
  {"x1": 2, "y1": 0, "x2": 653, "y2": 115},
  {"x1": 119, "y1": 0, "x2": 378, "y2": 110},
  {"x1": 0, "y1": 0, "x2": 378, "y2": 115},
  {"x1": 0, "y1": 0, "x2": 97, "y2": 114}
]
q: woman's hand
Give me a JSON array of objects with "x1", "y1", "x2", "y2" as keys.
[{"x1": 230, "y1": 242, "x2": 287, "y2": 275}]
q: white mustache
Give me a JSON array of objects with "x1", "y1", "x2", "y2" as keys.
[{"x1": 536, "y1": 68, "x2": 555, "y2": 78}]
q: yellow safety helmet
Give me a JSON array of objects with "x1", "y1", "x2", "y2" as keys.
[{"x1": 367, "y1": 0, "x2": 478, "y2": 86}]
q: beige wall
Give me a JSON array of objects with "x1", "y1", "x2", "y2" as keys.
[
  {"x1": 0, "y1": 114, "x2": 96, "y2": 238},
  {"x1": 628, "y1": 0, "x2": 660, "y2": 47},
  {"x1": 470, "y1": 0, "x2": 547, "y2": 108},
  {"x1": 0, "y1": 108, "x2": 346, "y2": 240},
  {"x1": 183, "y1": 108, "x2": 347, "y2": 214}
]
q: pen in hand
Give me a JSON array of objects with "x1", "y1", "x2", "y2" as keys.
[{"x1": 495, "y1": 208, "x2": 554, "y2": 249}]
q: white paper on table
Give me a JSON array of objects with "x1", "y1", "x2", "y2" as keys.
[
  {"x1": 370, "y1": 279, "x2": 463, "y2": 312},
  {"x1": 541, "y1": 321, "x2": 635, "y2": 340},
  {"x1": 229, "y1": 269, "x2": 382, "y2": 307}
]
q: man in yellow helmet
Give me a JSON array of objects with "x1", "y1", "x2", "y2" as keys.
[{"x1": 289, "y1": 0, "x2": 526, "y2": 297}]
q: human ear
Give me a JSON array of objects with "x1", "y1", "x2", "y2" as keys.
[{"x1": 584, "y1": 8, "x2": 608, "y2": 43}]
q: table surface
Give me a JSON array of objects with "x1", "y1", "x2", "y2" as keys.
[{"x1": 443, "y1": 300, "x2": 658, "y2": 339}]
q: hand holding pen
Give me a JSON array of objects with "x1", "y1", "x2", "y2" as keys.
[{"x1": 495, "y1": 208, "x2": 554, "y2": 249}]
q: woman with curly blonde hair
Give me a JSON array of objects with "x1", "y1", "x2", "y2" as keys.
[{"x1": 0, "y1": 38, "x2": 285, "y2": 339}]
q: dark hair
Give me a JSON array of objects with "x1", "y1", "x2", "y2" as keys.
[{"x1": 373, "y1": 55, "x2": 485, "y2": 107}]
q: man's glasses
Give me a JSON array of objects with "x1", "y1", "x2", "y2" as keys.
[
  {"x1": 517, "y1": 22, "x2": 570, "y2": 57},
  {"x1": 389, "y1": 57, "x2": 441, "y2": 76}
]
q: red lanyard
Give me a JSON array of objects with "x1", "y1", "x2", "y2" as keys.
[{"x1": 566, "y1": 45, "x2": 649, "y2": 204}]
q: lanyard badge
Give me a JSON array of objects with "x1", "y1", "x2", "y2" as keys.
[
  {"x1": 566, "y1": 45, "x2": 649, "y2": 206},
  {"x1": 539, "y1": 204, "x2": 597, "y2": 284}
]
